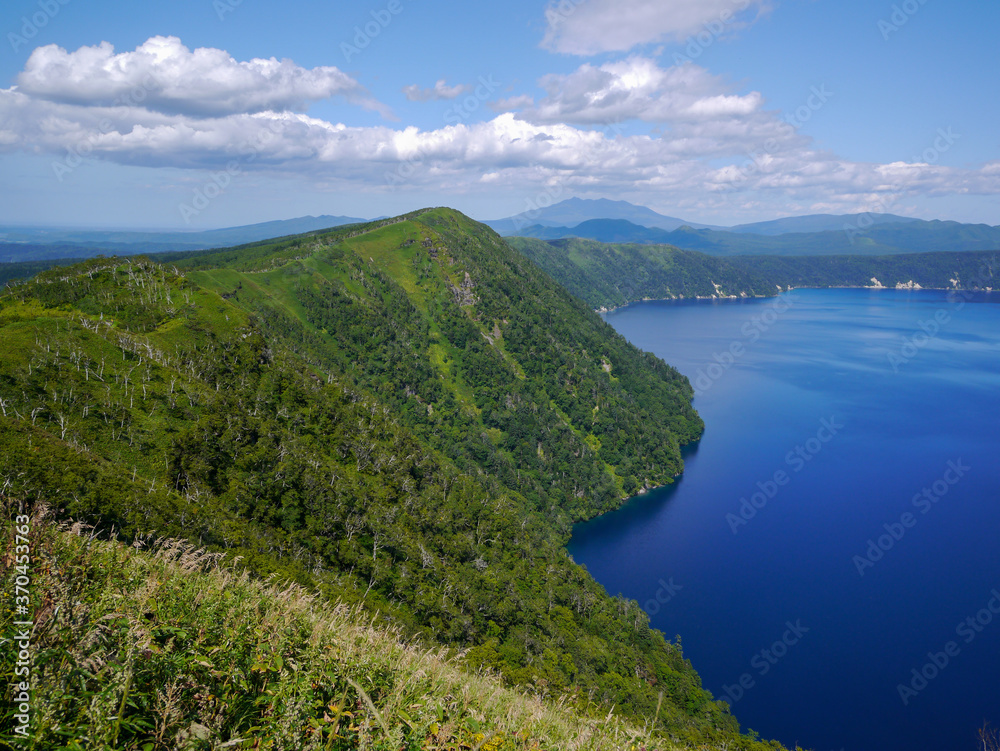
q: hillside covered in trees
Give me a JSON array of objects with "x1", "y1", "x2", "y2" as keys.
[
  {"x1": 509, "y1": 216, "x2": 1000, "y2": 256},
  {"x1": 510, "y1": 237, "x2": 999, "y2": 310},
  {"x1": 0, "y1": 209, "x2": 789, "y2": 749}
]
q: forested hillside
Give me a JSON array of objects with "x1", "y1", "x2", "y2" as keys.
[
  {"x1": 510, "y1": 237, "x2": 1000, "y2": 309},
  {"x1": 510, "y1": 217, "x2": 1000, "y2": 256},
  {"x1": 0, "y1": 209, "x2": 786, "y2": 748}
]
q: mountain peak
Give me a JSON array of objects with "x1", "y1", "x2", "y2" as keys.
[{"x1": 482, "y1": 198, "x2": 716, "y2": 235}]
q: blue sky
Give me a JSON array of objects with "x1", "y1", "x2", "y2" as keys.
[{"x1": 0, "y1": 0, "x2": 997, "y2": 228}]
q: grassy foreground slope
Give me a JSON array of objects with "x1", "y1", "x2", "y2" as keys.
[
  {"x1": 0, "y1": 209, "x2": 784, "y2": 748},
  {"x1": 510, "y1": 237, "x2": 1000, "y2": 309},
  {"x1": 0, "y1": 504, "x2": 664, "y2": 750}
]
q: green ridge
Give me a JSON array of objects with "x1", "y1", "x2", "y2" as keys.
[
  {"x1": 510, "y1": 237, "x2": 1000, "y2": 309},
  {"x1": 0, "y1": 209, "x2": 791, "y2": 749}
]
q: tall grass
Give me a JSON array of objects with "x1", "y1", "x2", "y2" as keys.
[{"x1": 2, "y1": 500, "x2": 671, "y2": 750}]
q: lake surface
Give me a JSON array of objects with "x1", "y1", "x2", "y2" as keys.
[{"x1": 569, "y1": 288, "x2": 1000, "y2": 751}]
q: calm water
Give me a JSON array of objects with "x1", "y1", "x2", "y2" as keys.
[{"x1": 569, "y1": 289, "x2": 1000, "y2": 751}]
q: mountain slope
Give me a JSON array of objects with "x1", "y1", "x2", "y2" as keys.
[
  {"x1": 510, "y1": 236, "x2": 1000, "y2": 309},
  {"x1": 726, "y1": 213, "x2": 919, "y2": 235},
  {"x1": 1, "y1": 509, "x2": 663, "y2": 750},
  {"x1": 483, "y1": 198, "x2": 716, "y2": 235},
  {"x1": 516, "y1": 219, "x2": 681, "y2": 244},
  {"x1": 482, "y1": 198, "x2": 932, "y2": 238},
  {"x1": 0, "y1": 209, "x2": 781, "y2": 748},
  {"x1": 512, "y1": 218, "x2": 1000, "y2": 257}
]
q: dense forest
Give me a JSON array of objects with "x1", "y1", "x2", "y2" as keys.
[
  {"x1": 510, "y1": 237, "x2": 1000, "y2": 310},
  {"x1": 511, "y1": 216, "x2": 1000, "y2": 256},
  {"x1": 0, "y1": 209, "x2": 789, "y2": 749}
]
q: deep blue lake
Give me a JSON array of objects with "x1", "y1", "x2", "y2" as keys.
[{"x1": 569, "y1": 288, "x2": 1000, "y2": 751}]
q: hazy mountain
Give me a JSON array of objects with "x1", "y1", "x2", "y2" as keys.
[
  {"x1": 0, "y1": 214, "x2": 367, "y2": 262},
  {"x1": 483, "y1": 198, "x2": 962, "y2": 241},
  {"x1": 727, "y1": 213, "x2": 921, "y2": 235},
  {"x1": 516, "y1": 218, "x2": 680, "y2": 243},
  {"x1": 482, "y1": 197, "x2": 717, "y2": 234}
]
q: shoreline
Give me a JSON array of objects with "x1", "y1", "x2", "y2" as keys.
[{"x1": 594, "y1": 284, "x2": 999, "y2": 314}]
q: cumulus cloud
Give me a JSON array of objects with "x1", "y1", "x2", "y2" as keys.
[
  {"x1": 16, "y1": 36, "x2": 384, "y2": 118},
  {"x1": 522, "y1": 57, "x2": 763, "y2": 124},
  {"x1": 4, "y1": 83, "x2": 996, "y2": 209},
  {"x1": 403, "y1": 79, "x2": 472, "y2": 102},
  {"x1": 490, "y1": 94, "x2": 536, "y2": 113},
  {"x1": 1, "y1": 37, "x2": 998, "y2": 221},
  {"x1": 516, "y1": 57, "x2": 800, "y2": 162},
  {"x1": 542, "y1": 0, "x2": 773, "y2": 56}
]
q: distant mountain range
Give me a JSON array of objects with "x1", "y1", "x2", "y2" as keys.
[
  {"x1": 0, "y1": 215, "x2": 366, "y2": 262},
  {"x1": 3, "y1": 199, "x2": 998, "y2": 265},
  {"x1": 482, "y1": 197, "x2": 719, "y2": 234},
  {"x1": 481, "y1": 198, "x2": 928, "y2": 237},
  {"x1": 725, "y1": 212, "x2": 921, "y2": 235},
  {"x1": 482, "y1": 199, "x2": 1000, "y2": 256},
  {"x1": 508, "y1": 216, "x2": 1000, "y2": 256}
]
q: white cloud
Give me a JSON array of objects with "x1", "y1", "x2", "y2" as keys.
[
  {"x1": 517, "y1": 57, "x2": 798, "y2": 162},
  {"x1": 403, "y1": 79, "x2": 472, "y2": 102},
  {"x1": 542, "y1": 0, "x2": 773, "y2": 56},
  {"x1": 523, "y1": 57, "x2": 764, "y2": 124},
  {"x1": 16, "y1": 36, "x2": 384, "y2": 118},
  {"x1": 490, "y1": 94, "x2": 536, "y2": 113},
  {"x1": 1, "y1": 38, "x2": 998, "y2": 223}
]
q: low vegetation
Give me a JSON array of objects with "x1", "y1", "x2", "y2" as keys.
[{"x1": 0, "y1": 501, "x2": 669, "y2": 750}]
